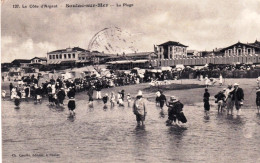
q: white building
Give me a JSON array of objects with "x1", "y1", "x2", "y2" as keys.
[
  {"x1": 30, "y1": 57, "x2": 47, "y2": 65},
  {"x1": 47, "y1": 47, "x2": 87, "y2": 64}
]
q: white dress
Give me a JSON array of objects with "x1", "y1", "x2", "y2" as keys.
[
  {"x1": 219, "y1": 75, "x2": 223, "y2": 85},
  {"x1": 205, "y1": 77, "x2": 210, "y2": 85}
]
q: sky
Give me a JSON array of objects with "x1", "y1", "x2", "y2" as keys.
[{"x1": 1, "y1": 0, "x2": 260, "y2": 63}]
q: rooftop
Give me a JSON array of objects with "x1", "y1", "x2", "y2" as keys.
[
  {"x1": 158, "y1": 41, "x2": 188, "y2": 47},
  {"x1": 31, "y1": 57, "x2": 47, "y2": 61},
  {"x1": 11, "y1": 59, "x2": 31, "y2": 63},
  {"x1": 48, "y1": 47, "x2": 87, "y2": 54}
]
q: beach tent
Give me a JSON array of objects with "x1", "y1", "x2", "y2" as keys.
[{"x1": 161, "y1": 66, "x2": 172, "y2": 71}]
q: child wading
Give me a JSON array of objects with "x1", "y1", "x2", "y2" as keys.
[
  {"x1": 155, "y1": 91, "x2": 160, "y2": 107},
  {"x1": 158, "y1": 90, "x2": 167, "y2": 110},
  {"x1": 102, "y1": 93, "x2": 109, "y2": 109},
  {"x1": 166, "y1": 96, "x2": 187, "y2": 126},
  {"x1": 133, "y1": 90, "x2": 146, "y2": 126},
  {"x1": 256, "y1": 87, "x2": 260, "y2": 114},
  {"x1": 14, "y1": 95, "x2": 21, "y2": 108},
  {"x1": 68, "y1": 97, "x2": 76, "y2": 116},
  {"x1": 203, "y1": 89, "x2": 210, "y2": 116}
]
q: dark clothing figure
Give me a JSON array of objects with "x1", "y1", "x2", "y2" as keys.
[
  {"x1": 35, "y1": 87, "x2": 42, "y2": 97},
  {"x1": 168, "y1": 101, "x2": 183, "y2": 122},
  {"x1": 68, "y1": 99, "x2": 76, "y2": 110},
  {"x1": 48, "y1": 94, "x2": 53, "y2": 103},
  {"x1": 95, "y1": 81, "x2": 102, "y2": 91},
  {"x1": 47, "y1": 86, "x2": 53, "y2": 103},
  {"x1": 25, "y1": 87, "x2": 30, "y2": 98},
  {"x1": 204, "y1": 92, "x2": 210, "y2": 111},
  {"x1": 57, "y1": 89, "x2": 66, "y2": 105},
  {"x1": 231, "y1": 87, "x2": 244, "y2": 101},
  {"x1": 121, "y1": 90, "x2": 125, "y2": 101},
  {"x1": 102, "y1": 96, "x2": 108, "y2": 104},
  {"x1": 231, "y1": 86, "x2": 244, "y2": 111},
  {"x1": 67, "y1": 89, "x2": 75, "y2": 99},
  {"x1": 9, "y1": 83, "x2": 13, "y2": 94},
  {"x1": 159, "y1": 94, "x2": 167, "y2": 108},
  {"x1": 14, "y1": 98, "x2": 20, "y2": 106},
  {"x1": 256, "y1": 91, "x2": 260, "y2": 106},
  {"x1": 167, "y1": 101, "x2": 187, "y2": 124},
  {"x1": 88, "y1": 87, "x2": 94, "y2": 101},
  {"x1": 214, "y1": 92, "x2": 226, "y2": 103}
]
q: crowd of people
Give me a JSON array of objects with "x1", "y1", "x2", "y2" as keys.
[
  {"x1": 2, "y1": 71, "x2": 260, "y2": 126},
  {"x1": 204, "y1": 82, "x2": 246, "y2": 116}
]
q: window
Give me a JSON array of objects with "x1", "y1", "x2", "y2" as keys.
[
  {"x1": 170, "y1": 47, "x2": 172, "y2": 51},
  {"x1": 59, "y1": 54, "x2": 62, "y2": 59},
  {"x1": 53, "y1": 55, "x2": 56, "y2": 59},
  {"x1": 183, "y1": 48, "x2": 185, "y2": 52},
  {"x1": 160, "y1": 48, "x2": 162, "y2": 52},
  {"x1": 49, "y1": 55, "x2": 52, "y2": 59},
  {"x1": 64, "y1": 54, "x2": 67, "y2": 59},
  {"x1": 73, "y1": 53, "x2": 75, "y2": 58},
  {"x1": 82, "y1": 57, "x2": 85, "y2": 60},
  {"x1": 56, "y1": 55, "x2": 59, "y2": 59},
  {"x1": 79, "y1": 57, "x2": 81, "y2": 60},
  {"x1": 68, "y1": 54, "x2": 71, "y2": 58}
]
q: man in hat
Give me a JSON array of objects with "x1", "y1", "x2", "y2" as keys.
[
  {"x1": 133, "y1": 90, "x2": 147, "y2": 126},
  {"x1": 166, "y1": 96, "x2": 186, "y2": 125},
  {"x1": 231, "y1": 83, "x2": 244, "y2": 115}
]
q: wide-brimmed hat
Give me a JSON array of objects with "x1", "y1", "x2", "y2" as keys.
[
  {"x1": 137, "y1": 90, "x2": 142, "y2": 96},
  {"x1": 169, "y1": 96, "x2": 179, "y2": 103},
  {"x1": 234, "y1": 83, "x2": 239, "y2": 86}
]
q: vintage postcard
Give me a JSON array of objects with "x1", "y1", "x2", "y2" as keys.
[{"x1": 1, "y1": 0, "x2": 260, "y2": 162}]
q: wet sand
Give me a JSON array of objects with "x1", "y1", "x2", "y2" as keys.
[{"x1": 2, "y1": 78, "x2": 260, "y2": 163}]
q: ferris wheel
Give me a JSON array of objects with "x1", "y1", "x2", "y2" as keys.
[{"x1": 88, "y1": 27, "x2": 138, "y2": 54}]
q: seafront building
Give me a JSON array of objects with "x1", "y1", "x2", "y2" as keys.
[
  {"x1": 47, "y1": 47, "x2": 87, "y2": 65},
  {"x1": 157, "y1": 41, "x2": 188, "y2": 59},
  {"x1": 3, "y1": 39, "x2": 260, "y2": 71},
  {"x1": 221, "y1": 40, "x2": 260, "y2": 56}
]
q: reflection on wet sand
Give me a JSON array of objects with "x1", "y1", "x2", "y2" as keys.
[{"x1": 2, "y1": 98, "x2": 260, "y2": 163}]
